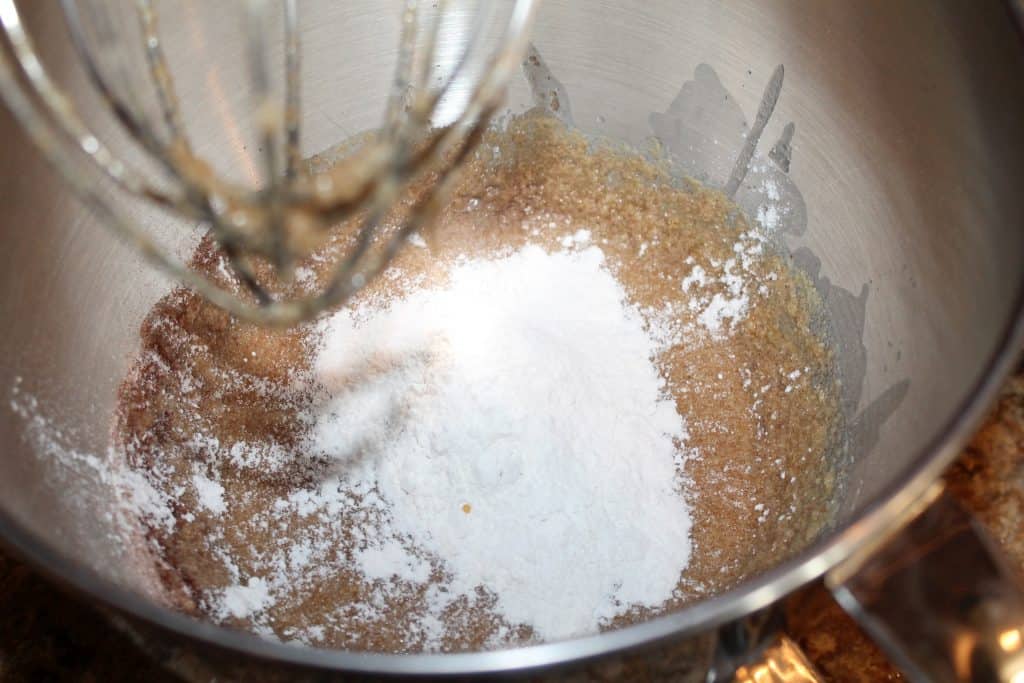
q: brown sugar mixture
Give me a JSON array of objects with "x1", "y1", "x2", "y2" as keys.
[{"x1": 116, "y1": 112, "x2": 842, "y2": 651}]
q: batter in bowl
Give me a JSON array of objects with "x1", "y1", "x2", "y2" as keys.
[{"x1": 116, "y1": 111, "x2": 842, "y2": 651}]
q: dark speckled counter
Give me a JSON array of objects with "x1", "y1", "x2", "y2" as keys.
[{"x1": 1, "y1": 372, "x2": 1022, "y2": 682}]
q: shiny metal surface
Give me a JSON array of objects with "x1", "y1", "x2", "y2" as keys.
[
  {"x1": 0, "y1": 0, "x2": 1023, "y2": 676},
  {"x1": 732, "y1": 636, "x2": 824, "y2": 683},
  {"x1": 831, "y1": 488, "x2": 1024, "y2": 683}
]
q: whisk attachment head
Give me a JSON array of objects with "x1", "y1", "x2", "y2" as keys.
[{"x1": 0, "y1": 0, "x2": 538, "y2": 325}]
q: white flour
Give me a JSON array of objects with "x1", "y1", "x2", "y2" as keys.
[
  {"x1": 192, "y1": 472, "x2": 227, "y2": 514},
  {"x1": 680, "y1": 230, "x2": 768, "y2": 338},
  {"x1": 309, "y1": 245, "x2": 694, "y2": 641}
]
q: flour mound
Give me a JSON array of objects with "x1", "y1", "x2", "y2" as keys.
[{"x1": 310, "y1": 245, "x2": 694, "y2": 641}]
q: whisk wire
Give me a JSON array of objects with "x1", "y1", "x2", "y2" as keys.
[
  {"x1": 385, "y1": 0, "x2": 418, "y2": 139},
  {"x1": 136, "y1": 0, "x2": 188, "y2": 146},
  {"x1": 282, "y1": 0, "x2": 301, "y2": 180},
  {"x1": 244, "y1": 0, "x2": 288, "y2": 274}
]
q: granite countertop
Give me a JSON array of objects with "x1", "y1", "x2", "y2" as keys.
[{"x1": 1, "y1": 372, "x2": 1022, "y2": 682}]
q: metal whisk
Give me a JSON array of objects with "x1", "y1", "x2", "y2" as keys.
[{"x1": 0, "y1": 0, "x2": 538, "y2": 326}]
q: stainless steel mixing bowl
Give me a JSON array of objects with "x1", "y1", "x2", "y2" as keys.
[{"x1": 1, "y1": 1, "x2": 1023, "y2": 680}]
